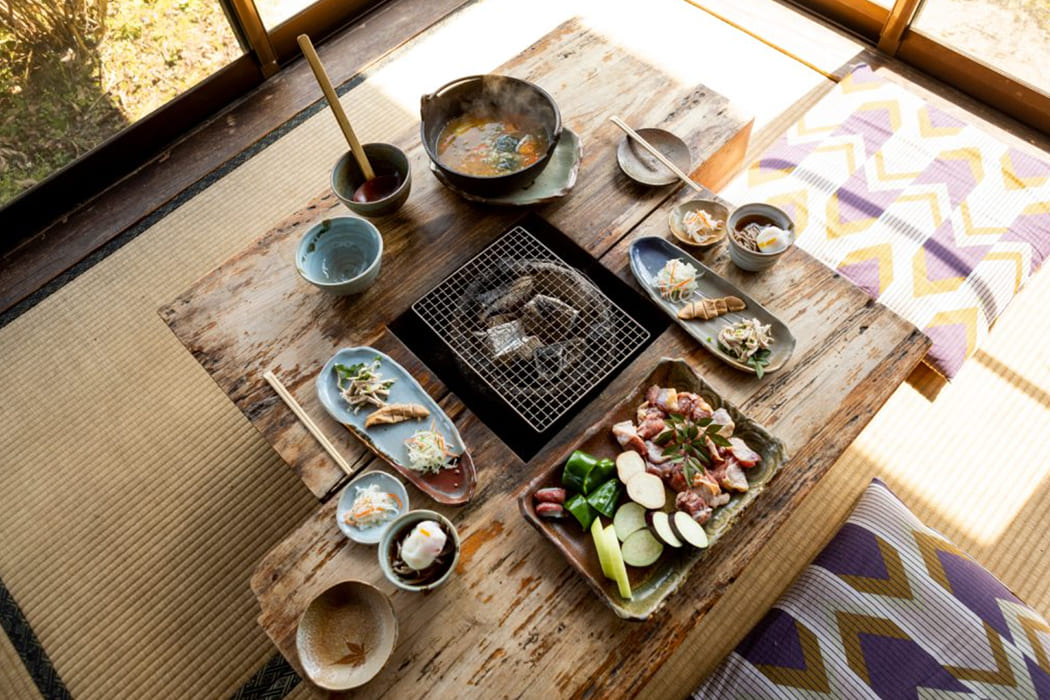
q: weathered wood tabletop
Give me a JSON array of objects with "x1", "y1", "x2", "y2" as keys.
[{"x1": 161, "y1": 19, "x2": 929, "y2": 699}]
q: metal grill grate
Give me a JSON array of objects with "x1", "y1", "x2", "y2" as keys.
[{"x1": 413, "y1": 225, "x2": 651, "y2": 433}]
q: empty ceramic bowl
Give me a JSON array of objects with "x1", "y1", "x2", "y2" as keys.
[
  {"x1": 726, "y1": 203, "x2": 795, "y2": 272},
  {"x1": 331, "y1": 143, "x2": 412, "y2": 218},
  {"x1": 378, "y1": 509, "x2": 460, "y2": 593},
  {"x1": 296, "y1": 580, "x2": 397, "y2": 691},
  {"x1": 668, "y1": 199, "x2": 729, "y2": 248},
  {"x1": 616, "y1": 128, "x2": 691, "y2": 186},
  {"x1": 336, "y1": 471, "x2": 410, "y2": 545},
  {"x1": 296, "y1": 217, "x2": 382, "y2": 295}
]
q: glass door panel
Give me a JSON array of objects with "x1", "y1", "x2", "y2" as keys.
[
  {"x1": 0, "y1": 0, "x2": 243, "y2": 207},
  {"x1": 910, "y1": 0, "x2": 1050, "y2": 94}
]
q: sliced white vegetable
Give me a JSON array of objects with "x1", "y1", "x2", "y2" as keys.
[
  {"x1": 669, "y1": 511, "x2": 709, "y2": 549},
  {"x1": 615, "y1": 451, "x2": 646, "y2": 483},
  {"x1": 604, "y1": 524, "x2": 633, "y2": 599},
  {"x1": 613, "y1": 502, "x2": 647, "y2": 542},
  {"x1": 646, "y1": 511, "x2": 683, "y2": 548},
  {"x1": 591, "y1": 516, "x2": 613, "y2": 579},
  {"x1": 621, "y1": 529, "x2": 665, "y2": 568},
  {"x1": 625, "y1": 471, "x2": 666, "y2": 510}
]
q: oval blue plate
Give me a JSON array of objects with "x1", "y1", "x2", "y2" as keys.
[
  {"x1": 628, "y1": 237, "x2": 795, "y2": 375},
  {"x1": 317, "y1": 347, "x2": 476, "y2": 504}
]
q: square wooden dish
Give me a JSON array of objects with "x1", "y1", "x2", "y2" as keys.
[{"x1": 517, "y1": 358, "x2": 787, "y2": 619}]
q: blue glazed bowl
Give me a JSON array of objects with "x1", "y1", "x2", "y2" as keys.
[{"x1": 295, "y1": 217, "x2": 383, "y2": 295}]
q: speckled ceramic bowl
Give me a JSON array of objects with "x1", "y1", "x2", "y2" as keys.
[
  {"x1": 726, "y1": 202, "x2": 795, "y2": 272},
  {"x1": 378, "y1": 509, "x2": 460, "y2": 593},
  {"x1": 296, "y1": 580, "x2": 397, "y2": 691},
  {"x1": 331, "y1": 143, "x2": 411, "y2": 218},
  {"x1": 295, "y1": 217, "x2": 382, "y2": 295},
  {"x1": 336, "y1": 471, "x2": 410, "y2": 545}
]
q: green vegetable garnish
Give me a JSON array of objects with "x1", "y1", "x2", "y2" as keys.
[{"x1": 654, "y1": 414, "x2": 730, "y2": 492}]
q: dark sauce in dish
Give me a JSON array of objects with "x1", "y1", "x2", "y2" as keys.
[
  {"x1": 388, "y1": 521, "x2": 455, "y2": 586},
  {"x1": 733, "y1": 214, "x2": 776, "y2": 231}
]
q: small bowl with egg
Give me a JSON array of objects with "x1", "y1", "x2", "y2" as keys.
[
  {"x1": 331, "y1": 143, "x2": 412, "y2": 218},
  {"x1": 378, "y1": 509, "x2": 460, "y2": 593},
  {"x1": 295, "y1": 216, "x2": 383, "y2": 295},
  {"x1": 726, "y1": 203, "x2": 795, "y2": 272},
  {"x1": 337, "y1": 471, "x2": 409, "y2": 545},
  {"x1": 668, "y1": 199, "x2": 729, "y2": 248}
]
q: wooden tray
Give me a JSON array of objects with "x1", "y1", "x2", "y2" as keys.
[{"x1": 517, "y1": 358, "x2": 786, "y2": 619}]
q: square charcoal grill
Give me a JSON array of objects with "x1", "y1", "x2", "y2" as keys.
[{"x1": 390, "y1": 214, "x2": 667, "y2": 461}]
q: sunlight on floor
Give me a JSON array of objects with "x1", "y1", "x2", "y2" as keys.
[
  {"x1": 364, "y1": 0, "x2": 841, "y2": 136},
  {"x1": 853, "y1": 262, "x2": 1050, "y2": 546}
]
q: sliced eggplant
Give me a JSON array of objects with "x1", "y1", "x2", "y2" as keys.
[
  {"x1": 621, "y1": 528, "x2": 665, "y2": 568},
  {"x1": 669, "y1": 511, "x2": 709, "y2": 549},
  {"x1": 625, "y1": 471, "x2": 666, "y2": 510},
  {"x1": 613, "y1": 502, "x2": 647, "y2": 542},
  {"x1": 615, "y1": 451, "x2": 646, "y2": 483},
  {"x1": 646, "y1": 510, "x2": 683, "y2": 548}
]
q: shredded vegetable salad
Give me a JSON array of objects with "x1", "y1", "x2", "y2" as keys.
[
  {"x1": 334, "y1": 357, "x2": 395, "y2": 414},
  {"x1": 718, "y1": 318, "x2": 774, "y2": 377},
  {"x1": 345, "y1": 483, "x2": 402, "y2": 529},
  {"x1": 655, "y1": 258, "x2": 699, "y2": 302},
  {"x1": 405, "y1": 428, "x2": 455, "y2": 474},
  {"x1": 681, "y1": 209, "x2": 723, "y2": 243}
]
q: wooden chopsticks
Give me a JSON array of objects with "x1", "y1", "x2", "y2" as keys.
[{"x1": 263, "y1": 370, "x2": 353, "y2": 475}]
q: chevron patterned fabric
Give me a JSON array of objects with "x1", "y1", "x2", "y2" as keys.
[
  {"x1": 721, "y1": 65, "x2": 1050, "y2": 378},
  {"x1": 693, "y1": 479, "x2": 1050, "y2": 698}
]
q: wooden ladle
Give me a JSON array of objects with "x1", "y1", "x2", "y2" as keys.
[{"x1": 297, "y1": 34, "x2": 401, "y2": 202}]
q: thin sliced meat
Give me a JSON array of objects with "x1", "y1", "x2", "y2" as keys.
[
  {"x1": 710, "y1": 407, "x2": 735, "y2": 437},
  {"x1": 690, "y1": 397, "x2": 713, "y2": 421},
  {"x1": 705, "y1": 436, "x2": 725, "y2": 464},
  {"x1": 654, "y1": 387, "x2": 679, "y2": 413},
  {"x1": 709, "y1": 492, "x2": 731, "y2": 507},
  {"x1": 612, "y1": 421, "x2": 647, "y2": 455},
  {"x1": 715, "y1": 457, "x2": 749, "y2": 492},
  {"x1": 675, "y1": 490, "x2": 712, "y2": 524},
  {"x1": 675, "y1": 392, "x2": 699, "y2": 415},
  {"x1": 646, "y1": 440, "x2": 670, "y2": 464},
  {"x1": 729, "y1": 437, "x2": 761, "y2": 467},
  {"x1": 637, "y1": 417, "x2": 667, "y2": 440},
  {"x1": 646, "y1": 461, "x2": 674, "y2": 479},
  {"x1": 645, "y1": 386, "x2": 660, "y2": 405}
]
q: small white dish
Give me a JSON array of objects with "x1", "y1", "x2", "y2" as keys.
[{"x1": 336, "y1": 471, "x2": 409, "y2": 545}]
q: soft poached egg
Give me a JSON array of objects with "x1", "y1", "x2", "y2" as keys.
[{"x1": 400, "y1": 520, "x2": 447, "y2": 570}]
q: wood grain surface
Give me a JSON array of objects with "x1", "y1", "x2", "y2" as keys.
[{"x1": 161, "y1": 18, "x2": 929, "y2": 699}]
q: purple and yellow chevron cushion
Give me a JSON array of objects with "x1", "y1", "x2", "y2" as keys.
[
  {"x1": 693, "y1": 479, "x2": 1050, "y2": 698},
  {"x1": 721, "y1": 65, "x2": 1050, "y2": 379}
]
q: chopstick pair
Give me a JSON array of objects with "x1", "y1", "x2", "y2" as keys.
[{"x1": 264, "y1": 370, "x2": 353, "y2": 475}]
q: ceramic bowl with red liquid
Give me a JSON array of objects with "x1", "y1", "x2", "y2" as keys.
[{"x1": 331, "y1": 142, "x2": 412, "y2": 217}]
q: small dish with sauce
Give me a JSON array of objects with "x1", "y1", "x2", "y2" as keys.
[
  {"x1": 331, "y1": 142, "x2": 412, "y2": 218},
  {"x1": 336, "y1": 471, "x2": 410, "y2": 545},
  {"x1": 378, "y1": 509, "x2": 460, "y2": 593}
]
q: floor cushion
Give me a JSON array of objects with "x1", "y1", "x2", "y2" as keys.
[
  {"x1": 721, "y1": 65, "x2": 1050, "y2": 379},
  {"x1": 693, "y1": 479, "x2": 1050, "y2": 698}
]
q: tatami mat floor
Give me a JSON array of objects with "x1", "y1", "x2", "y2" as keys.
[{"x1": 2, "y1": 0, "x2": 1048, "y2": 698}]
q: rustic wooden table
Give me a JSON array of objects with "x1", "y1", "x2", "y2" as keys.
[{"x1": 161, "y1": 19, "x2": 929, "y2": 699}]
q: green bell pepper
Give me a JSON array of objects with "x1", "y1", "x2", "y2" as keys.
[
  {"x1": 586, "y1": 479, "x2": 623, "y2": 518},
  {"x1": 582, "y1": 458, "x2": 616, "y2": 494},
  {"x1": 562, "y1": 450, "x2": 599, "y2": 493},
  {"x1": 564, "y1": 493, "x2": 597, "y2": 530}
]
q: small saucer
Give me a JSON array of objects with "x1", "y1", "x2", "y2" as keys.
[
  {"x1": 430, "y1": 128, "x2": 582, "y2": 205},
  {"x1": 336, "y1": 471, "x2": 409, "y2": 545},
  {"x1": 617, "y1": 128, "x2": 691, "y2": 186},
  {"x1": 668, "y1": 199, "x2": 729, "y2": 248}
]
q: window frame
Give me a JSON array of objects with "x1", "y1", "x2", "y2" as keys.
[{"x1": 1, "y1": 0, "x2": 388, "y2": 247}]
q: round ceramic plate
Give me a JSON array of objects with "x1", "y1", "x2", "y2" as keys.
[
  {"x1": 336, "y1": 471, "x2": 410, "y2": 545},
  {"x1": 429, "y1": 128, "x2": 582, "y2": 205},
  {"x1": 616, "y1": 128, "x2": 691, "y2": 186},
  {"x1": 668, "y1": 199, "x2": 729, "y2": 248}
]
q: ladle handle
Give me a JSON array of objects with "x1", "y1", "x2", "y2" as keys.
[
  {"x1": 609, "y1": 116, "x2": 705, "y2": 194},
  {"x1": 298, "y1": 34, "x2": 375, "y2": 180}
]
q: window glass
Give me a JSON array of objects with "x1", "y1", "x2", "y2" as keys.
[
  {"x1": 912, "y1": 0, "x2": 1050, "y2": 94},
  {"x1": 0, "y1": 0, "x2": 242, "y2": 206}
]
